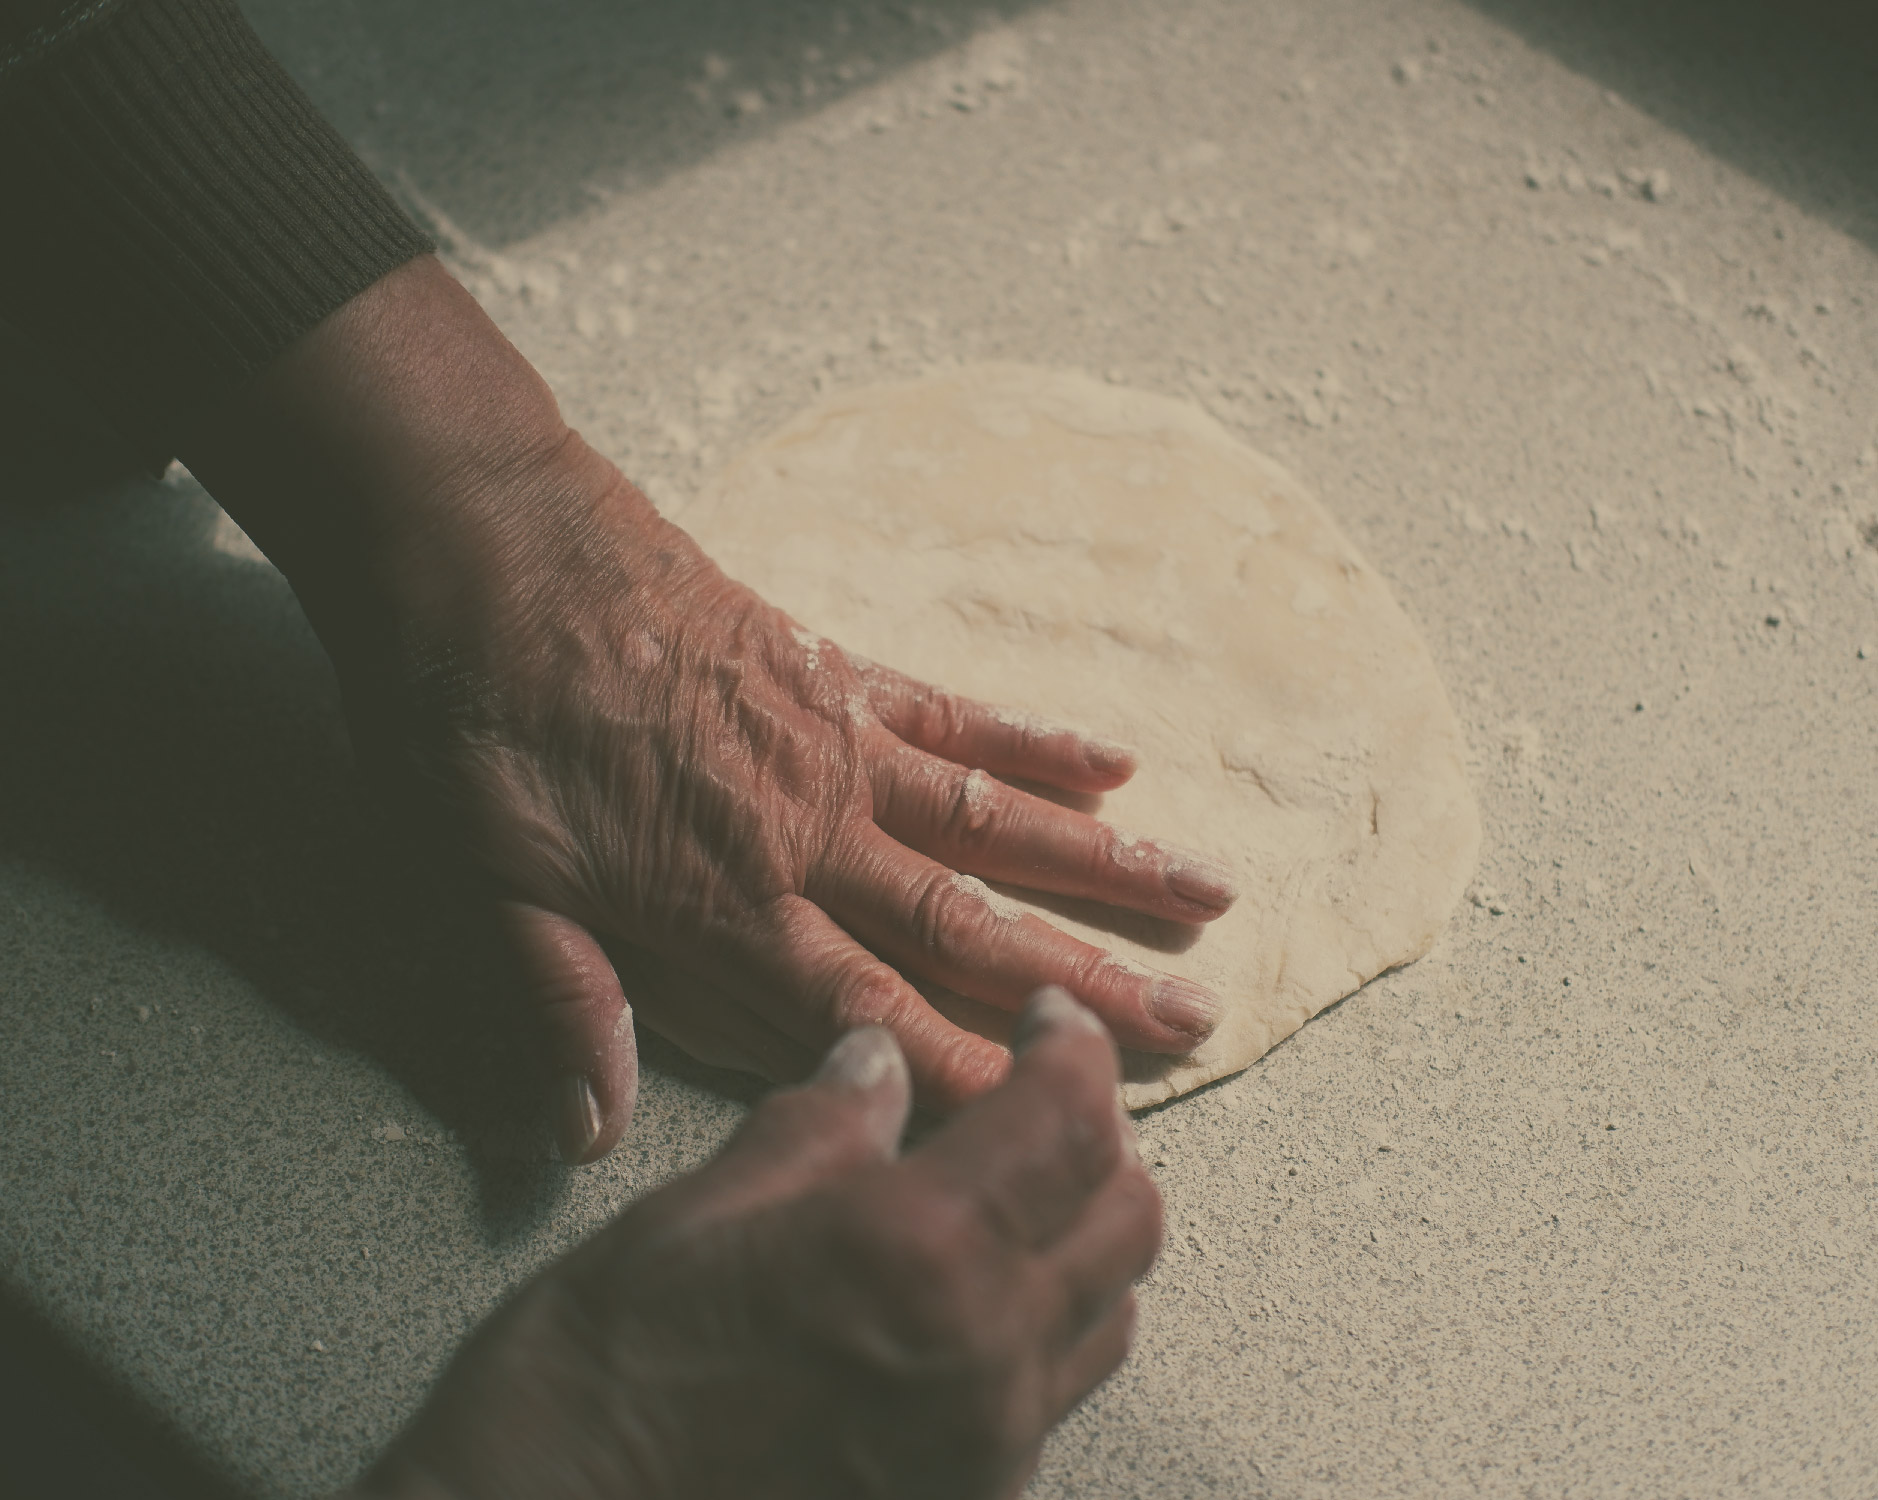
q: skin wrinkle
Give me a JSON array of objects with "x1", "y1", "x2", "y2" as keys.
[
  {"x1": 950, "y1": 767, "x2": 998, "y2": 840},
  {"x1": 1076, "y1": 950, "x2": 1146, "y2": 1020},
  {"x1": 950, "y1": 872, "x2": 1026, "y2": 924},
  {"x1": 932, "y1": 687, "x2": 974, "y2": 749},
  {"x1": 823, "y1": 951, "x2": 908, "y2": 1036},
  {"x1": 908, "y1": 865, "x2": 972, "y2": 964},
  {"x1": 1102, "y1": 951, "x2": 1157, "y2": 983}
]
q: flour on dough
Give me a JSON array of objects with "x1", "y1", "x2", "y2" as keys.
[{"x1": 674, "y1": 364, "x2": 1480, "y2": 1108}]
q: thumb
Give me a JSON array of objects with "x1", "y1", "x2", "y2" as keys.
[
  {"x1": 499, "y1": 900, "x2": 638, "y2": 1165},
  {"x1": 650, "y1": 1028, "x2": 912, "y2": 1233}
]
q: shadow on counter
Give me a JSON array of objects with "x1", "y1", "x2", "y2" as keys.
[
  {"x1": 245, "y1": 0, "x2": 1047, "y2": 250},
  {"x1": 0, "y1": 1286, "x2": 247, "y2": 1500},
  {"x1": 1460, "y1": 0, "x2": 1878, "y2": 254},
  {"x1": 0, "y1": 477, "x2": 765, "y2": 1246}
]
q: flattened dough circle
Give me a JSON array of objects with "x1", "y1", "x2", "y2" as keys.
[{"x1": 674, "y1": 364, "x2": 1480, "y2": 1108}]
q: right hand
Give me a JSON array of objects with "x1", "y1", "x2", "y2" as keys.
[{"x1": 347, "y1": 988, "x2": 1161, "y2": 1500}]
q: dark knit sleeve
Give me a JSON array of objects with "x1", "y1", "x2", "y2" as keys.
[{"x1": 0, "y1": 0, "x2": 433, "y2": 453}]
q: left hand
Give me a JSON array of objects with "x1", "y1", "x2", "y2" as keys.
[{"x1": 181, "y1": 257, "x2": 1239, "y2": 1161}]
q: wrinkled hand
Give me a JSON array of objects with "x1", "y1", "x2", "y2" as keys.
[
  {"x1": 347, "y1": 989, "x2": 1161, "y2": 1500},
  {"x1": 391, "y1": 450, "x2": 1237, "y2": 1157},
  {"x1": 184, "y1": 257, "x2": 1238, "y2": 1161}
]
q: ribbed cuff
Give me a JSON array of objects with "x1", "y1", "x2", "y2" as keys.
[{"x1": 0, "y1": 0, "x2": 433, "y2": 451}]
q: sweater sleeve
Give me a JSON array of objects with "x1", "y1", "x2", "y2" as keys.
[{"x1": 0, "y1": 0, "x2": 434, "y2": 457}]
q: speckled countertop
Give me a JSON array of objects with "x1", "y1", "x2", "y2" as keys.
[{"x1": 3, "y1": 0, "x2": 1874, "y2": 1494}]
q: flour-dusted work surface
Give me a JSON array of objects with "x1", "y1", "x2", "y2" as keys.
[{"x1": 3, "y1": 0, "x2": 1874, "y2": 1496}]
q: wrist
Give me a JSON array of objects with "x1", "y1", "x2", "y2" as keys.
[
  {"x1": 173, "y1": 254, "x2": 663, "y2": 683},
  {"x1": 181, "y1": 256, "x2": 560, "y2": 552}
]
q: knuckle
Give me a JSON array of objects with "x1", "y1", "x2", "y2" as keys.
[
  {"x1": 944, "y1": 696, "x2": 978, "y2": 747},
  {"x1": 825, "y1": 955, "x2": 913, "y2": 1032},
  {"x1": 1094, "y1": 824, "x2": 1150, "y2": 882},
  {"x1": 1042, "y1": 954, "x2": 1139, "y2": 1050},
  {"x1": 916, "y1": 689, "x2": 972, "y2": 749},
  {"x1": 906, "y1": 868, "x2": 998, "y2": 966},
  {"x1": 941, "y1": 767, "x2": 1003, "y2": 846},
  {"x1": 1009, "y1": 716, "x2": 1044, "y2": 760},
  {"x1": 930, "y1": 1029, "x2": 1010, "y2": 1103},
  {"x1": 1065, "y1": 945, "x2": 1127, "y2": 1005}
]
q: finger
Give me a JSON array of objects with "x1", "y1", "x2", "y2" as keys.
[
  {"x1": 718, "y1": 894, "x2": 1013, "y2": 1112},
  {"x1": 1038, "y1": 1159, "x2": 1162, "y2": 1353},
  {"x1": 855, "y1": 660, "x2": 1136, "y2": 793},
  {"x1": 815, "y1": 827, "x2": 1221, "y2": 1054},
  {"x1": 500, "y1": 901, "x2": 637, "y2": 1166},
  {"x1": 870, "y1": 748, "x2": 1239, "y2": 924},
  {"x1": 664, "y1": 1029, "x2": 918, "y2": 1231},
  {"x1": 1048, "y1": 1292, "x2": 1139, "y2": 1423},
  {"x1": 913, "y1": 988, "x2": 1133, "y2": 1252}
]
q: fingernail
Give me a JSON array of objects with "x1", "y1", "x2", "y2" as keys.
[
  {"x1": 1013, "y1": 985, "x2": 1107, "y2": 1053},
  {"x1": 553, "y1": 1074, "x2": 603, "y2": 1165},
  {"x1": 1149, "y1": 977, "x2": 1222, "y2": 1042},
  {"x1": 1082, "y1": 738, "x2": 1137, "y2": 777},
  {"x1": 1165, "y1": 852, "x2": 1240, "y2": 909},
  {"x1": 814, "y1": 1027, "x2": 907, "y2": 1093}
]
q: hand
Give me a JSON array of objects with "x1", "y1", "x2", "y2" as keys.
[
  {"x1": 345, "y1": 989, "x2": 1161, "y2": 1500},
  {"x1": 182, "y1": 257, "x2": 1239, "y2": 1161}
]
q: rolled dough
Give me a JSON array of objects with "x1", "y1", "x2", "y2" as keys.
[{"x1": 673, "y1": 364, "x2": 1479, "y2": 1108}]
